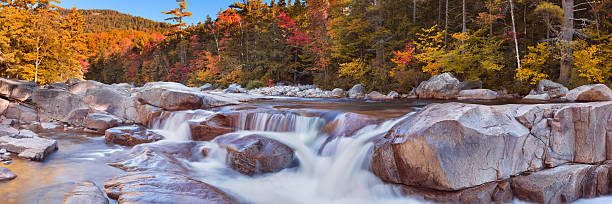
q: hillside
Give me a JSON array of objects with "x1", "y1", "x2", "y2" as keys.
[{"x1": 60, "y1": 9, "x2": 170, "y2": 33}]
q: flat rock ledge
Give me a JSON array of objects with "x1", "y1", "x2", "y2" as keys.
[
  {"x1": 0, "y1": 136, "x2": 58, "y2": 161},
  {"x1": 103, "y1": 172, "x2": 240, "y2": 204},
  {"x1": 63, "y1": 181, "x2": 109, "y2": 204}
]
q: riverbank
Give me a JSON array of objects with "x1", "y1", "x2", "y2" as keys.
[{"x1": 0, "y1": 76, "x2": 610, "y2": 203}]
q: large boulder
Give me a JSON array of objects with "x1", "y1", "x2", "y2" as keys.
[
  {"x1": 371, "y1": 103, "x2": 540, "y2": 191},
  {"x1": 137, "y1": 87, "x2": 203, "y2": 111},
  {"x1": 458, "y1": 89, "x2": 498, "y2": 100},
  {"x1": 4, "y1": 103, "x2": 38, "y2": 123},
  {"x1": 63, "y1": 181, "x2": 109, "y2": 204},
  {"x1": 65, "y1": 78, "x2": 83, "y2": 86},
  {"x1": 0, "y1": 136, "x2": 58, "y2": 161},
  {"x1": 512, "y1": 164, "x2": 611, "y2": 203},
  {"x1": 61, "y1": 108, "x2": 90, "y2": 127},
  {"x1": 105, "y1": 126, "x2": 164, "y2": 146},
  {"x1": 348, "y1": 84, "x2": 365, "y2": 99},
  {"x1": 107, "y1": 141, "x2": 197, "y2": 173},
  {"x1": 331, "y1": 88, "x2": 344, "y2": 98},
  {"x1": 32, "y1": 89, "x2": 88, "y2": 122},
  {"x1": 415, "y1": 73, "x2": 462, "y2": 99},
  {"x1": 371, "y1": 101, "x2": 612, "y2": 192},
  {"x1": 134, "y1": 103, "x2": 164, "y2": 127},
  {"x1": 188, "y1": 114, "x2": 234, "y2": 141},
  {"x1": 104, "y1": 172, "x2": 239, "y2": 203},
  {"x1": 218, "y1": 134, "x2": 295, "y2": 176},
  {"x1": 566, "y1": 84, "x2": 612, "y2": 102},
  {"x1": 536, "y1": 79, "x2": 569, "y2": 98},
  {"x1": 0, "y1": 166, "x2": 17, "y2": 181},
  {"x1": 82, "y1": 87, "x2": 131, "y2": 119},
  {"x1": 398, "y1": 181, "x2": 503, "y2": 204},
  {"x1": 68, "y1": 80, "x2": 107, "y2": 95},
  {"x1": 84, "y1": 112, "x2": 123, "y2": 133},
  {"x1": 0, "y1": 77, "x2": 39, "y2": 102}
]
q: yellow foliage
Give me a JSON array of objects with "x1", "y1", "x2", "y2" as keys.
[
  {"x1": 516, "y1": 42, "x2": 551, "y2": 84},
  {"x1": 338, "y1": 59, "x2": 368, "y2": 82},
  {"x1": 573, "y1": 43, "x2": 610, "y2": 83}
]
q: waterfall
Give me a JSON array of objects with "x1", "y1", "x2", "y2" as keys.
[
  {"x1": 150, "y1": 110, "x2": 214, "y2": 141},
  {"x1": 188, "y1": 112, "x2": 421, "y2": 204}
]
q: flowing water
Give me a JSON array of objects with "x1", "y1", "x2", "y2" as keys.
[{"x1": 0, "y1": 98, "x2": 605, "y2": 203}]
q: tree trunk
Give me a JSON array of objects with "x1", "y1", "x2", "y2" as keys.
[
  {"x1": 373, "y1": 0, "x2": 384, "y2": 69},
  {"x1": 413, "y1": 0, "x2": 416, "y2": 24},
  {"x1": 444, "y1": 0, "x2": 448, "y2": 46},
  {"x1": 509, "y1": 0, "x2": 521, "y2": 69},
  {"x1": 438, "y1": 0, "x2": 442, "y2": 25},
  {"x1": 461, "y1": 0, "x2": 466, "y2": 56},
  {"x1": 559, "y1": 0, "x2": 574, "y2": 84}
]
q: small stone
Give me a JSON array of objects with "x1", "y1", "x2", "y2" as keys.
[
  {"x1": 0, "y1": 149, "x2": 6, "y2": 154},
  {"x1": 0, "y1": 166, "x2": 17, "y2": 181},
  {"x1": 4, "y1": 160, "x2": 12, "y2": 165}
]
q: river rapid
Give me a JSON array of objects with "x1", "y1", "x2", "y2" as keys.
[{"x1": 0, "y1": 97, "x2": 607, "y2": 204}]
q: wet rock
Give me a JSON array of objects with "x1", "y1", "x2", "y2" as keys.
[
  {"x1": 219, "y1": 134, "x2": 295, "y2": 176},
  {"x1": 84, "y1": 112, "x2": 122, "y2": 133},
  {"x1": 225, "y1": 83, "x2": 247, "y2": 93},
  {"x1": 63, "y1": 181, "x2": 109, "y2": 204},
  {"x1": 371, "y1": 103, "x2": 538, "y2": 191},
  {"x1": 523, "y1": 93, "x2": 551, "y2": 100},
  {"x1": 0, "y1": 136, "x2": 58, "y2": 161},
  {"x1": 414, "y1": 73, "x2": 462, "y2": 99},
  {"x1": 4, "y1": 103, "x2": 38, "y2": 123},
  {"x1": 15, "y1": 129, "x2": 37, "y2": 138},
  {"x1": 188, "y1": 114, "x2": 234, "y2": 141},
  {"x1": 32, "y1": 89, "x2": 88, "y2": 122},
  {"x1": 458, "y1": 89, "x2": 498, "y2": 100},
  {"x1": 365, "y1": 91, "x2": 393, "y2": 100},
  {"x1": 103, "y1": 172, "x2": 239, "y2": 203},
  {"x1": 331, "y1": 88, "x2": 344, "y2": 98},
  {"x1": 511, "y1": 164, "x2": 610, "y2": 203},
  {"x1": 200, "y1": 83, "x2": 213, "y2": 91},
  {"x1": 536, "y1": 79, "x2": 569, "y2": 98},
  {"x1": 492, "y1": 180, "x2": 513, "y2": 203},
  {"x1": 105, "y1": 126, "x2": 164, "y2": 146},
  {"x1": 0, "y1": 166, "x2": 17, "y2": 181},
  {"x1": 0, "y1": 77, "x2": 39, "y2": 102},
  {"x1": 134, "y1": 103, "x2": 163, "y2": 127},
  {"x1": 137, "y1": 87, "x2": 203, "y2": 111},
  {"x1": 108, "y1": 141, "x2": 197, "y2": 173},
  {"x1": 348, "y1": 84, "x2": 365, "y2": 99},
  {"x1": 40, "y1": 122, "x2": 59, "y2": 130},
  {"x1": 324, "y1": 112, "x2": 381, "y2": 138},
  {"x1": 566, "y1": 84, "x2": 612, "y2": 102}
]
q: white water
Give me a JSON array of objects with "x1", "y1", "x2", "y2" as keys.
[
  {"x1": 150, "y1": 110, "x2": 214, "y2": 141},
  {"x1": 159, "y1": 111, "x2": 425, "y2": 204}
]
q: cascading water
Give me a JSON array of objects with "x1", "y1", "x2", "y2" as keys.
[
  {"x1": 150, "y1": 110, "x2": 214, "y2": 141},
  {"x1": 151, "y1": 110, "x2": 422, "y2": 204}
]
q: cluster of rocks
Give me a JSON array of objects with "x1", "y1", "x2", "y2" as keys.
[
  {"x1": 0, "y1": 124, "x2": 57, "y2": 161},
  {"x1": 371, "y1": 101, "x2": 612, "y2": 203},
  {"x1": 523, "y1": 79, "x2": 612, "y2": 101}
]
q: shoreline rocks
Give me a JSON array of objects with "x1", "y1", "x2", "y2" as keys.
[
  {"x1": 63, "y1": 181, "x2": 109, "y2": 204},
  {"x1": 371, "y1": 101, "x2": 612, "y2": 191},
  {"x1": 105, "y1": 126, "x2": 164, "y2": 146},
  {"x1": 0, "y1": 166, "x2": 17, "y2": 181},
  {"x1": 104, "y1": 172, "x2": 240, "y2": 203},
  {"x1": 0, "y1": 136, "x2": 58, "y2": 161}
]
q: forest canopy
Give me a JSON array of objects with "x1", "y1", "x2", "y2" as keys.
[{"x1": 0, "y1": 0, "x2": 610, "y2": 94}]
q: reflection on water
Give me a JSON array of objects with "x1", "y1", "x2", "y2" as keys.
[{"x1": 0, "y1": 131, "x2": 125, "y2": 204}]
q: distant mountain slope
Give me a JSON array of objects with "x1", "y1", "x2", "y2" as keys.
[{"x1": 60, "y1": 9, "x2": 170, "y2": 33}]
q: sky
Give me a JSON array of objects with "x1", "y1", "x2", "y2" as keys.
[{"x1": 57, "y1": 0, "x2": 240, "y2": 25}]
